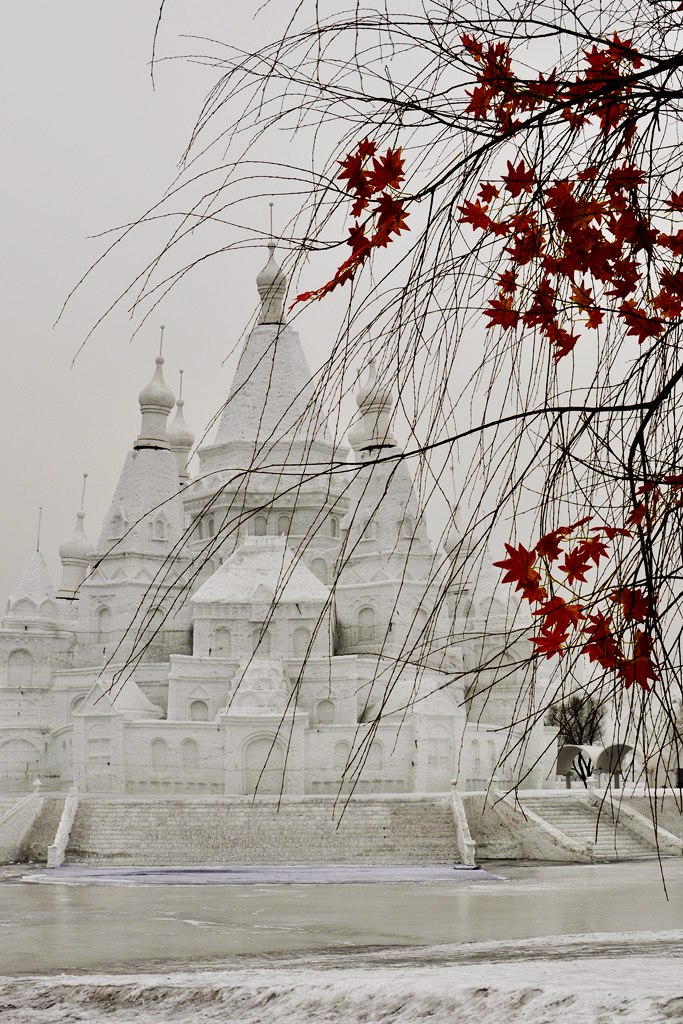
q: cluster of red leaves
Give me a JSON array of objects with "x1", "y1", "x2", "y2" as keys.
[
  {"x1": 461, "y1": 31, "x2": 641, "y2": 134},
  {"x1": 291, "y1": 140, "x2": 409, "y2": 308},
  {"x1": 458, "y1": 34, "x2": 683, "y2": 360},
  {"x1": 494, "y1": 513, "x2": 659, "y2": 691}
]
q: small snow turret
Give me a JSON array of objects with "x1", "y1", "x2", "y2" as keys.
[
  {"x1": 135, "y1": 340, "x2": 175, "y2": 450},
  {"x1": 347, "y1": 360, "x2": 396, "y2": 452},
  {"x1": 57, "y1": 510, "x2": 92, "y2": 599},
  {"x1": 167, "y1": 371, "x2": 194, "y2": 484},
  {"x1": 256, "y1": 242, "x2": 287, "y2": 325}
]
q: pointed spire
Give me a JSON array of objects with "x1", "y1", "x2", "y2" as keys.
[
  {"x1": 347, "y1": 360, "x2": 396, "y2": 452},
  {"x1": 167, "y1": 369, "x2": 195, "y2": 483},
  {"x1": 135, "y1": 338, "x2": 175, "y2": 450},
  {"x1": 5, "y1": 550, "x2": 58, "y2": 623},
  {"x1": 256, "y1": 241, "x2": 287, "y2": 325}
]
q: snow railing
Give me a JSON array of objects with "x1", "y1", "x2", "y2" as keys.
[
  {"x1": 450, "y1": 784, "x2": 477, "y2": 866},
  {"x1": 585, "y1": 789, "x2": 683, "y2": 858},
  {"x1": 0, "y1": 779, "x2": 44, "y2": 864},
  {"x1": 492, "y1": 787, "x2": 594, "y2": 862},
  {"x1": 47, "y1": 786, "x2": 79, "y2": 868}
]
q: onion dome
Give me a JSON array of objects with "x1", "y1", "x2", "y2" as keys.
[
  {"x1": 167, "y1": 396, "x2": 194, "y2": 448},
  {"x1": 135, "y1": 354, "x2": 175, "y2": 450},
  {"x1": 257, "y1": 242, "x2": 287, "y2": 325},
  {"x1": 59, "y1": 511, "x2": 91, "y2": 562},
  {"x1": 347, "y1": 360, "x2": 396, "y2": 451},
  {"x1": 167, "y1": 380, "x2": 195, "y2": 484},
  {"x1": 57, "y1": 511, "x2": 91, "y2": 600}
]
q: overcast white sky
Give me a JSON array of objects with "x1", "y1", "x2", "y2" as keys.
[{"x1": 0, "y1": 3, "x2": 357, "y2": 600}]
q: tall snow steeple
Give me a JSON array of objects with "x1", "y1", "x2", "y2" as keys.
[
  {"x1": 335, "y1": 362, "x2": 448, "y2": 665},
  {"x1": 95, "y1": 348, "x2": 184, "y2": 557},
  {"x1": 207, "y1": 245, "x2": 330, "y2": 450},
  {"x1": 187, "y1": 246, "x2": 348, "y2": 571}
]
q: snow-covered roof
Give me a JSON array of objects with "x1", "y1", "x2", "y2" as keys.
[{"x1": 192, "y1": 535, "x2": 329, "y2": 606}]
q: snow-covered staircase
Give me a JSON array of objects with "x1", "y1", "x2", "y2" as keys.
[
  {"x1": 521, "y1": 793, "x2": 654, "y2": 860},
  {"x1": 65, "y1": 794, "x2": 459, "y2": 866}
]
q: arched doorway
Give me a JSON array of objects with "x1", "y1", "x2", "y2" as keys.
[{"x1": 244, "y1": 736, "x2": 286, "y2": 796}]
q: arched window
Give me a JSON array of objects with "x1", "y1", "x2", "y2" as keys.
[
  {"x1": 254, "y1": 515, "x2": 268, "y2": 536},
  {"x1": 190, "y1": 699, "x2": 210, "y2": 722},
  {"x1": 95, "y1": 606, "x2": 111, "y2": 644},
  {"x1": 252, "y1": 625, "x2": 272, "y2": 656},
  {"x1": 277, "y1": 515, "x2": 291, "y2": 535},
  {"x1": 362, "y1": 519, "x2": 375, "y2": 541},
  {"x1": 0, "y1": 738, "x2": 41, "y2": 785},
  {"x1": 150, "y1": 738, "x2": 168, "y2": 770},
  {"x1": 214, "y1": 627, "x2": 232, "y2": 658},
  {"x1": 311, "y1": 558, "x2": 328, "y2": 584},
  {"x1": 357, "y1": 606, "x2": 376, "y2": 642},
  {"x1": 292, "y1": 627, "x2": 311, "y2": 658},
  {"x1": 333, "y1": 740, "x2": 350, "y2": 772},
  {"x1": 330, "y1": 516, "x2": 340, "y2": 539},
  {"x1": 205, "y1": 514, "x2": 215, "y2": 538},
  {"x1": 182, "y1": 738, "x2": 199, "y2": 770},
  {"x1": 7, "y1": 649, "x2": 33, "y2": 687},
  {"x1": 244, "y1": 736, "x2": 285, "y2": 796},
  {"x1": 194, "y1": 516, "x2": 204, "y2": 539},
  {"x1": 152, "y1": 517, "x2": 166, "y2": 541},
  {"x1": 69, "y1": 694, "x2": 86, "y2": 721},
  {"x1": 367, "y1": 740, "x2": 384, "y2": 770},
  {"x1": 317, "y1": 699, "x2": 335, "y2": 725}
]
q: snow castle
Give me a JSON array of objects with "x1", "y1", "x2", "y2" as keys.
[{"x1": 0, "y1": 248, "x2": 549, "y2": 802}]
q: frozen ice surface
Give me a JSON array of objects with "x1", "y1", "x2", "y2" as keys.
[{"x1": 2, "y1": 861, "x2": 682, "y2": 1022}]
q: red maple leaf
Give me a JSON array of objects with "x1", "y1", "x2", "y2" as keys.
[
  {"x1": 493, "y1": 542, "x2": 546, "y2": 602},
  {"x1": 618, "y1": 630, "x2": 658, "y2": 690},
  {"x1": 338, "y1": 150, "x2": 369, "y2": 196},
  {"x1": 497, "y1": 270, "x2": 517, "y2": 294},
  {"x1": 464, "y1": 84, "x2": 493, "y2": 119},
  {"x1": 626, "y1": 501, "x2": 647, "y2": 527},
  {"x1": 610, "y1": 587, "x2": 651, "y2": 622},
  {"x1": 461, "y1": 33, "x2": 484, "y2": 59},
  {"x1": 532, "y1": 625, "x2": 569, "y2": 658},
  {"x1": 458, "y1": 199, "x2": 494, "y2": 231},
  {"x1": 373, "y1": 195, "x2": 409, "y2": 245},
  {"x1": 522, "y1": 278, "x2": 556, "y2": 328},
  {"x1": 605, "y1": 163, "x2": 646, "y2": 194},
  {"x1": 535, "y1": 529, "x2": 563, "y2": 561},
  {"x1": 581, "y1": 612, "x2": 620, "y2": 670},
  {"x1": 619, "y1": 301, "x2": 665, "y2": 344},
  {"x1": 576, "y1": 535, "x2": 610, "y2": 567},
  {"x1": 598, "y1": 525, "x2": 631, "y2": 540},
  {"x1": 533, "y1": 596, "x2": 584, "y2": 633},
  {"x1": 586, "y1": 307, "x2": 604, "y2": 329},
  {"x1": 367, "y1": 147, "x2": 405, "y2": 192},
  {"x1": 501, "y1": 159, "x2": 535, "y2": 198},
  {"x1": 544, "y1": 322, "x2": 579, "y2": 361},
  {"x1": 478, "y1": 182, "x2": 500, "y2": 203},
  {"x1": 506, "y1": 221, "x2": 545, "y2": 266},
  {"x1": 666, "y1": 190, "x2": 683, "y2": 212},
  {"x1": 484, "y1": 296, "x2": 520, "y2": 331},
  {"x1": 558, "y1": 545, "x2": 593, "y2": 585},
  {"x1": 347, "y1": 223, "x2": 371, "y2": 257}
]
